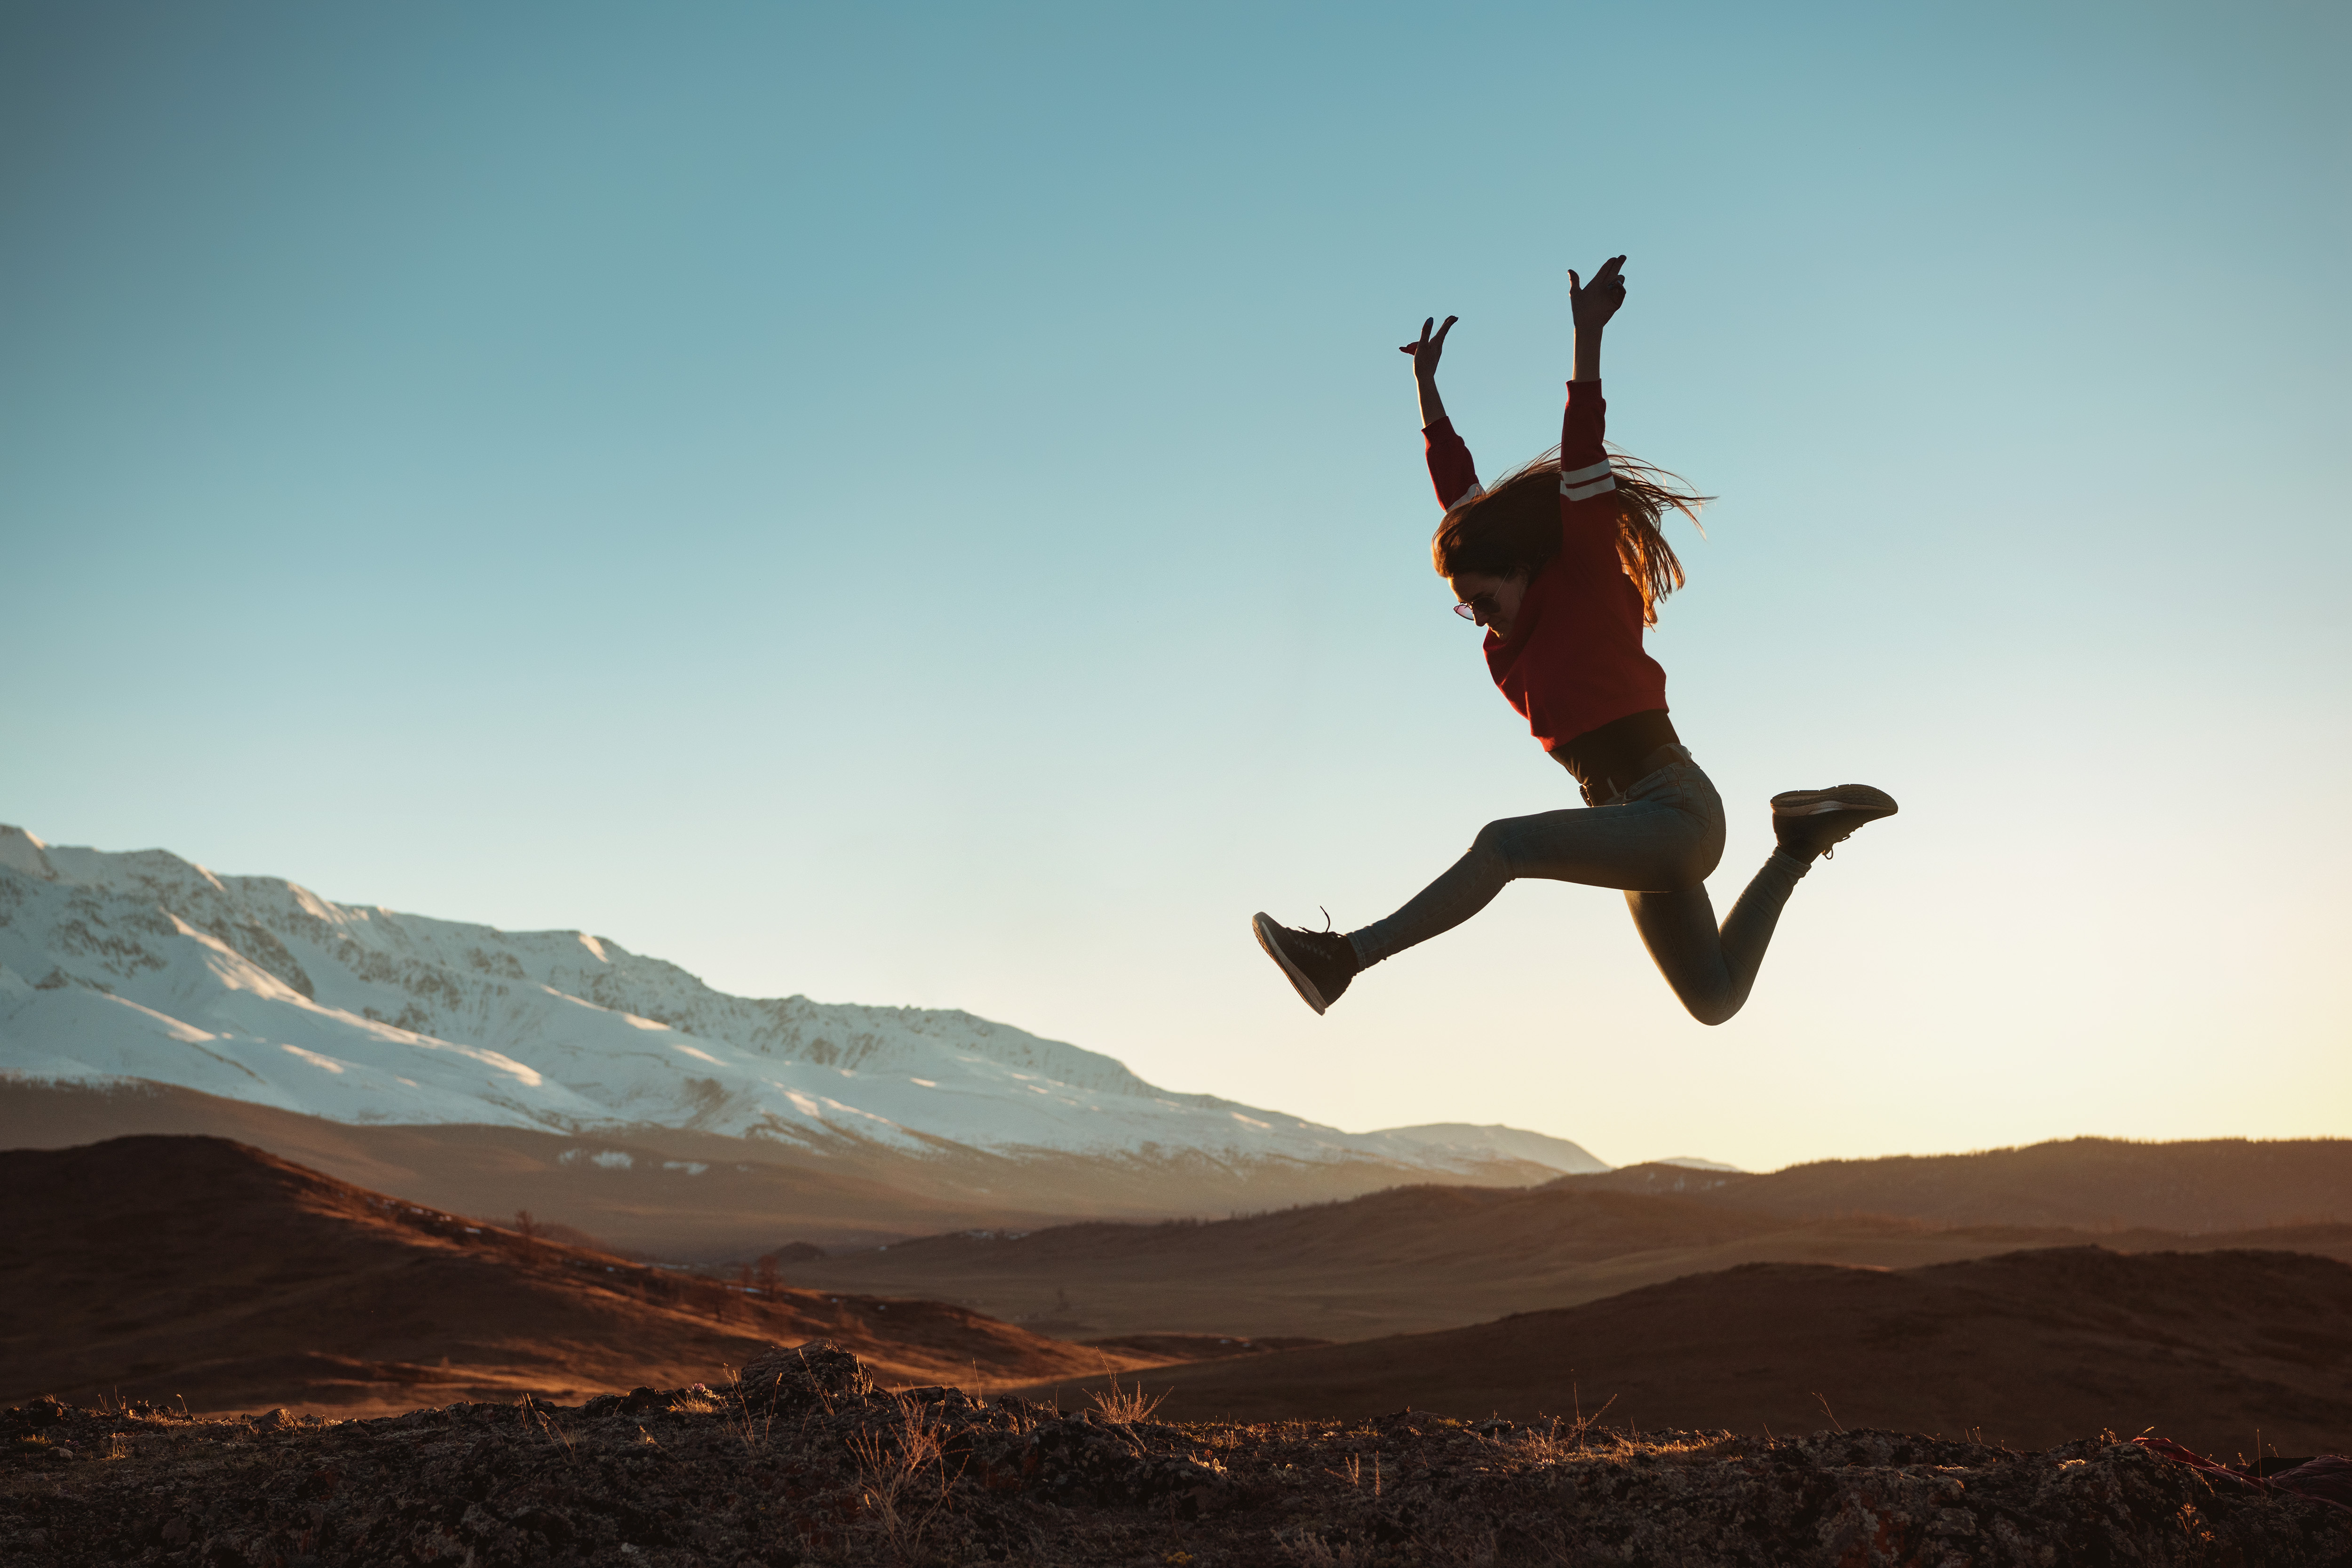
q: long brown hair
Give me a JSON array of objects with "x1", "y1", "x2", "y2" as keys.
[{"x1": 1430, "y1": 447, "x2": 1711, "y2": 627}]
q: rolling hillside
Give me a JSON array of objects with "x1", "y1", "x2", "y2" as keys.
[
  {"x1": 1025, "y1": 1245, "x2": 2352, "y2": 1456},
  {"x1": 0, "y1": 1135, "x2": 1175, "y2": 1415}
]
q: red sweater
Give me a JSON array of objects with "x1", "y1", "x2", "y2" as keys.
[{"x1": 1424, "y1": 380, "x2": 1668, "y2": 755}]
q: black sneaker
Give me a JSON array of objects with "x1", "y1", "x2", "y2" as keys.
[
  {"x1": 1251, "y1": 912, "x2": 1359, "y2": 1015},
  {"x1": 1771, "y1": 785, "x2": 1899, "y2": 861}
]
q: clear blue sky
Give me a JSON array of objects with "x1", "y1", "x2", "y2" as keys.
[{"x1": 5, "y1": 2, "x2": 2346, "y2": 1170}]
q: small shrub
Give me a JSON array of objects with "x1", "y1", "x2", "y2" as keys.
[{"x1": 1088, "y1": 1373, "x2": 1168, "y2": 1426}]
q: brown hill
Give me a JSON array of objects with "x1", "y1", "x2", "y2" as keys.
[
  {"x1": 1559, "y1": 1137, "x2": 2352, "y2": 1230},
  {"x1": 13, "y1": 1082, "x2": 2342, "y2": 1263},
  {"x1": 0, "y1": 1136, "x2": 1169, "y2": 1417},
  {"x1": 790, "y1": 1178, "x2": 2352, "y2": 1340},
  {"x1": 1022, "y1": 1246, "x2": 2352, "y2": 1457},
  {"x1": 0, "y1": 1078, "x2": 1558, "y2": 1257}
]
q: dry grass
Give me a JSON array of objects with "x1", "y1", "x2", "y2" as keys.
[
  {"x1": 1509, "y1": 1388, "x2": 1618, "y2": 1466},
  {"x1": 1088, "y1": 1371, "x2": 1169, "y2": 1426},
  {"x1": 1328, "y1": 1451, "x2": 1381, "y2": 1494},
  {"x1": 667, "y1": 1383, "x2": 722, "y2": 1415},
  {"x1": 717, "y1": 1362, "x2": 779, "y2": 1455},
  {"x1": 843, "y1": 1391, "x2": 958, "y2": 1566},
  {"x1": 517, "y1": 1393, "x2": 578, "y2": 1462}
]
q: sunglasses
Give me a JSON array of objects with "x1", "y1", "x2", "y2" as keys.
[{"x1": 1453, "y1": 594, "x2": 1499, "y2": 623}]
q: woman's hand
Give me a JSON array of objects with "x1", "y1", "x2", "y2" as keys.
[
  {"x1": 1398, "y1": 315, "x2": 1458, "y2": 381},
  {"x1": 1400, "y1": 315, "x2": 1457, "y2": 426},
  {"x1": 1569, "y1": 256, "x2": 1627, "y2": 335},
  {"x1": 1569, "y1": 256, "x2": 1625, "y2": 382}
]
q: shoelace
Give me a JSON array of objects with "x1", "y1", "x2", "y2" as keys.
[
  {"x1": 1819, "y1": 807, "x2": 1878, "y2": 860},
  {"x1": 1283, "y1": 908, "x2": 1344, "y2": 957},
  {"x1": 1782, "y1": 802, "x2": 1861, "y2": 861}
]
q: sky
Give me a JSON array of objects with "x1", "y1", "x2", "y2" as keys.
[{"x1": 3, "y1": 1, "x2": 2347, "y2": 1173}]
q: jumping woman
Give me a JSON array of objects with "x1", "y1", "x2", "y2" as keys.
[{"x1": 1252, "y1": 255, "x2": 1897, "y2": 1023}]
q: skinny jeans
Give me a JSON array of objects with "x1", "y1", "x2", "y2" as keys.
[{"x1": 1344, "y1": 748, "x2": 1810, "y2": 1026}]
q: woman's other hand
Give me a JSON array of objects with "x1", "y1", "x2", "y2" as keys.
[
  {"x1": 1399, "y1": 315, "x2": 1458, "y2": 381},
  {"x1": 1569, "y1": 256, "x2": 1627, "y2": 335},
  {"x1": 1570, "y1": 256, "x2": 1624, "y2": 382},
  {"x1": 1401, "y1": 315, "x2": 1457, "y2": 428}
]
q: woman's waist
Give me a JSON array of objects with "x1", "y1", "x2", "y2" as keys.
[{"x1": 1551, "y1": 708, "x2": 1682, "y2": 801}]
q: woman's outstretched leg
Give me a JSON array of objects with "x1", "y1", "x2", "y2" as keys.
[
  {"x1": 1345, "y1": 818, "x2": 1531, "y2": 970},
  {"x1": 1251, "y1": 823, "x2": 1524, "y2": 1015},
  {"x1": 1346, "y1": 788, "x2": 1720, "y2": 967},
  {"x1": 1252, "y1": 753, "x2": 1723, "y2": 1014}
]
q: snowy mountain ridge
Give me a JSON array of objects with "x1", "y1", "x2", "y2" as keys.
[{"x1": 0, "y1": 826, "x2": 1610, "y2": 1179}]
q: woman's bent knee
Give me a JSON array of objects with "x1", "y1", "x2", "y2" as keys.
[
  {"x1": 1673, "y1": 832, "x2": 1726, "y2": 888},
  {"x1": 1676, "y1": 983, "x2": 1746, "y2": 1027}
]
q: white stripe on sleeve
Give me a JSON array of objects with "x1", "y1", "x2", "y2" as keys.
[
  {"x1": 1561, "y1": 459, "x2": 1613, "y2": 484},
  {"x1": 1449, "y1": 483, "x2": 1485, "y2": 509},
  {"x1": 1561, "y1": 473, "x2": 1617, "y2": 502}
]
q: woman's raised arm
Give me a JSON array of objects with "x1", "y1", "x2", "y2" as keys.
[
  {"x1": 1400, "y1": 315, "x2": 1481, "y2": 509},
  {"x1": 1560, "y1": 257, "x2": 1627, "y2": 509},
  {"x1": 1399, "y1": 314, "x2": 1457, "y2": 427},
  {"x1": 1569, "y1": 256, "x2": 1626, "y2": 382}
]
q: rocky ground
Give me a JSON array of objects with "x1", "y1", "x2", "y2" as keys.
[{"x1": 4, "y1": 1343, "x2": 2348, "y2": 1567}]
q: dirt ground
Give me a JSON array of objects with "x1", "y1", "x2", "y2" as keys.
[{"x1": 4, "y1": 1343, "x2": 2348, "y2": 1567}]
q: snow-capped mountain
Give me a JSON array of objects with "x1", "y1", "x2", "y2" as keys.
[{"x1": 0, "y1": 827, "x2": 1608, "y2": 1180}]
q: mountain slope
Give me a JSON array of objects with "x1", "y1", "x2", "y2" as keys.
[
  {"x1": 0, "y1": 1135, "x2": 1177, "y2": 1415},
  {"x1": 0, "y1": 1077, "x2": 1616, "y2": 1254},
  {"x1": 0, "y1": 826, "x2": 1601, "y2": 1189}
]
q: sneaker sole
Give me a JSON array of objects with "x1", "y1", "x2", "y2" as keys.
[
  {"x1": 1771, "y1": 785, "x2": 1899, "y2": 819},
  {"x1": 1252, "y1": 912, "x2": 1331, "y2": 1016}
]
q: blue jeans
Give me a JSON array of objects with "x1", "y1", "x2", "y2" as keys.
[{"x1": 1344, "y1": 747, "x2": 1810, "y2": 1025}]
